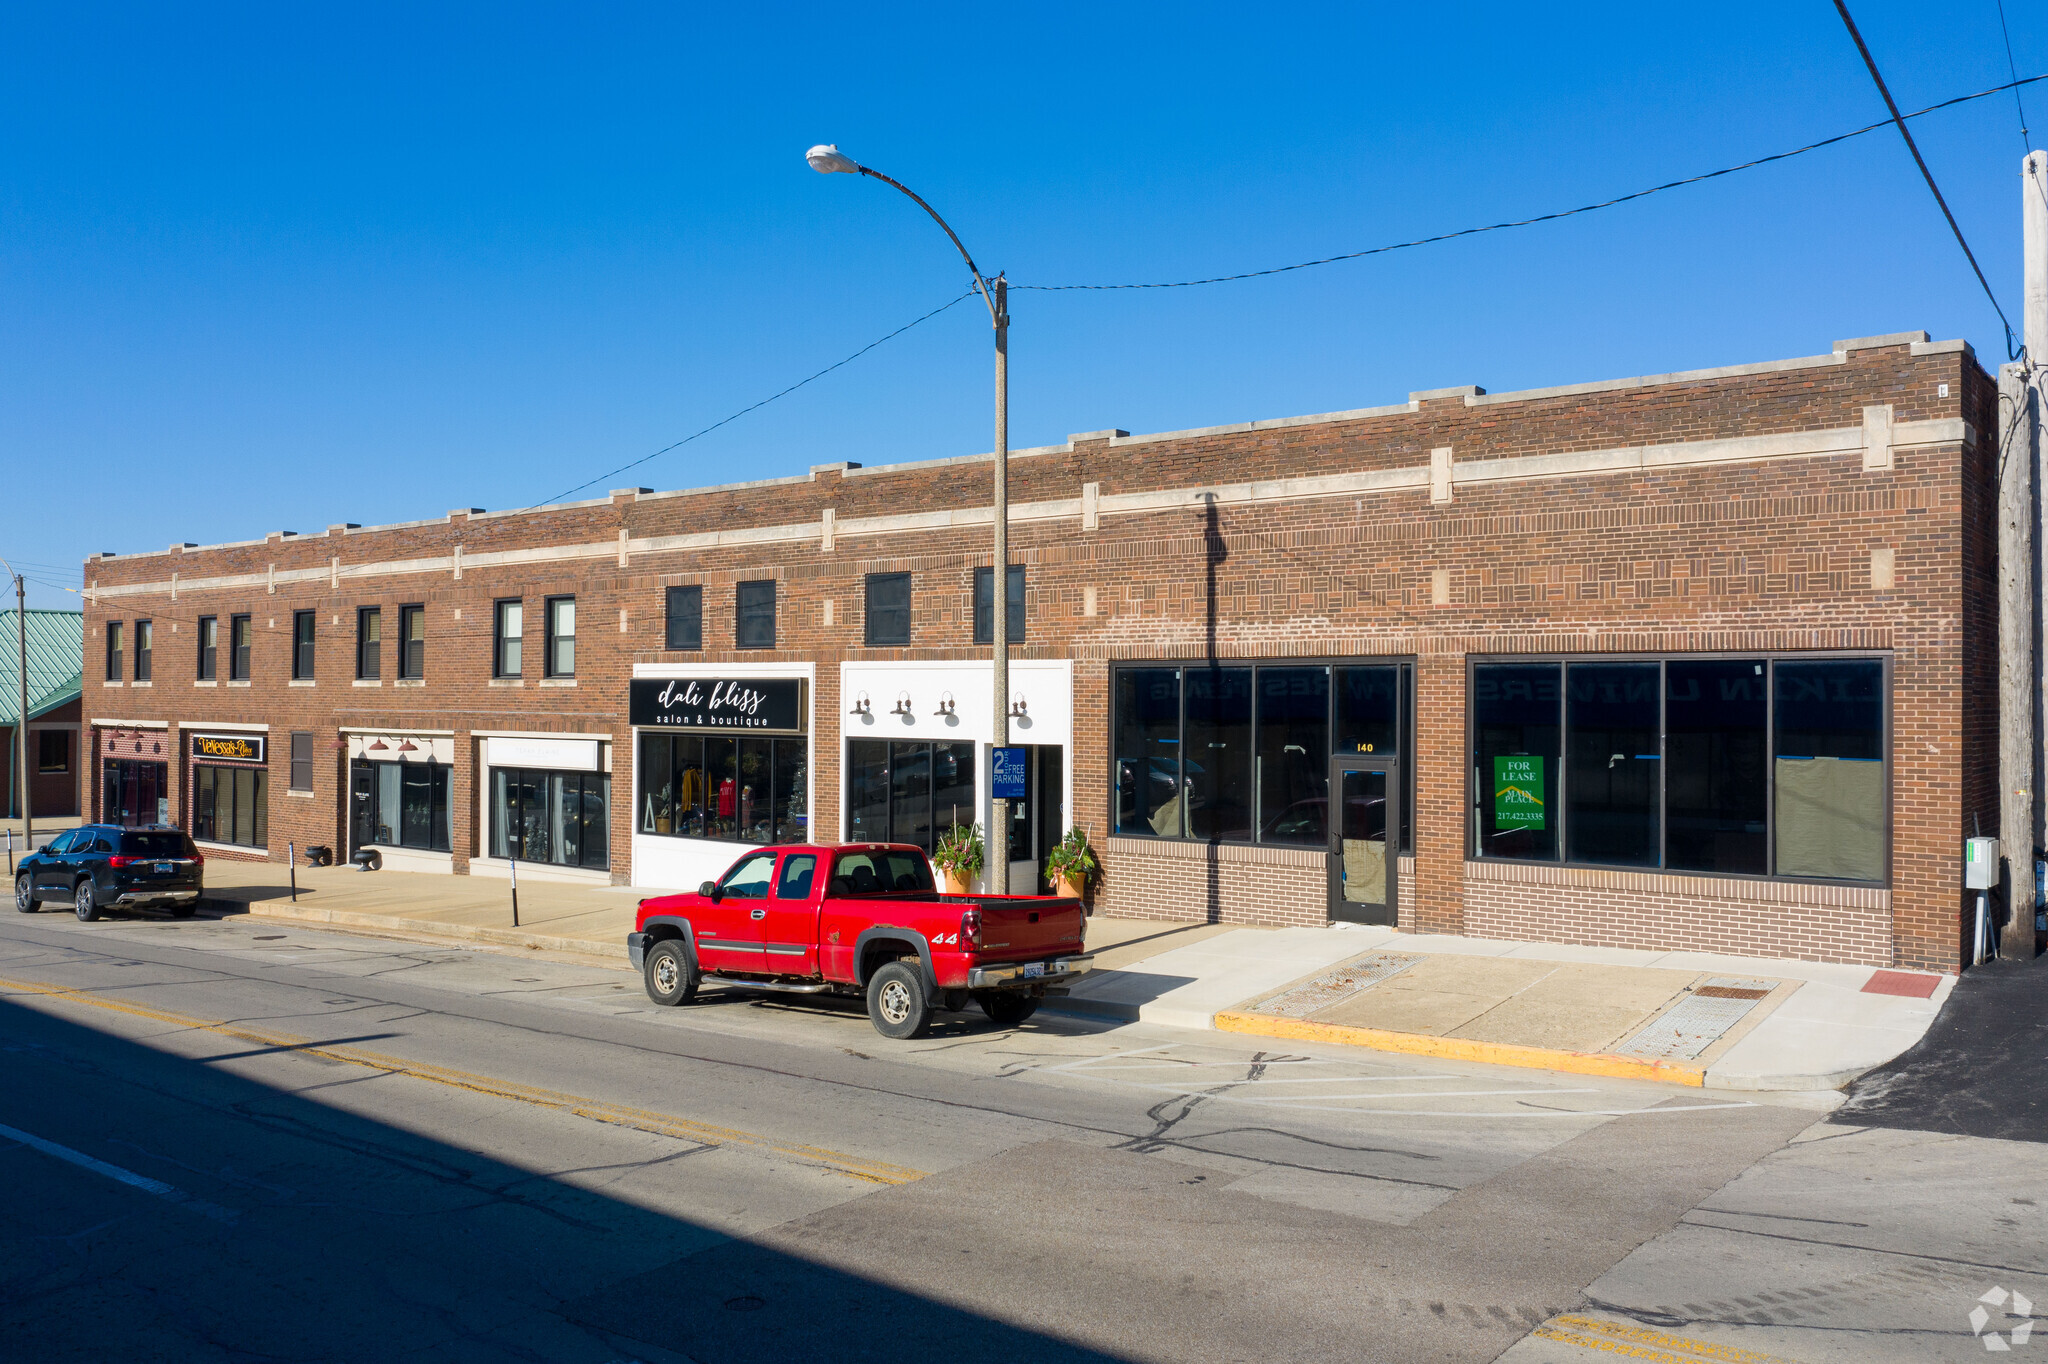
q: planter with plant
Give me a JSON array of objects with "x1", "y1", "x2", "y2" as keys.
[
  {"x1": 932, "y1": 822, "x2": 985, "y2": 894},
  {"x1": 1043, "y1": 826, "x2": 1098, "y2": 904}
]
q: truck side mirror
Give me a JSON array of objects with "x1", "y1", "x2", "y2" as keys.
[{"x1": 699, "y1": 880, "x2": 721, "y2": 901}]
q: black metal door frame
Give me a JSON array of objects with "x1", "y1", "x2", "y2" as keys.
[{"x1": 1327, "y1": 757, "x2": 1397, "y2": 925}]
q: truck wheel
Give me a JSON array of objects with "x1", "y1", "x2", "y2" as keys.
[
  {"x1": 867, "y1": 961, "x2": 932, "y2": 1040},
  {"x1": 980, "y1": 993, "x2": 1039, "y2": 1028},
  {"x1": 643, "y1": 940, "x2": 699, "y2": 1006},
  {"x1": 75, "y1": 880, "x2": 102, "y2": 922},
  {"x1": 15, "y1": 875, "x2": 35, "y2": 913}
]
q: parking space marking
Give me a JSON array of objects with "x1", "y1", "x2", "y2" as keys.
[
  {"x1": 1530, "y1": 1314, "x2": 1801, "y2": 1362},
  {"x1": 0, "y1": 1120, "x2": 239, "y2": 1223}
]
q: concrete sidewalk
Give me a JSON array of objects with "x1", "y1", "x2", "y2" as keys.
[{"x1": 1053, "y1": 922, "x2": 1954, "y2": 1092}]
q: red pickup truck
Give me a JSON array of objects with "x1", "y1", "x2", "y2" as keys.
[{"x1": 628, "y1": 842, "x2": 1094, "y2": 1039}]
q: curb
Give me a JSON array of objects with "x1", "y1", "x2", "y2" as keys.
[
  {"x1": 1212, "y1": 1010, "x2": 1709, "y2": 1086},
  {"x1": 240, "y1": 901, "x2": 629, "y2": 967}
]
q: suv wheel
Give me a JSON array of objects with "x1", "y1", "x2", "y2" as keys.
[
  {"x1": 866, "y1": 961, "x2": 932, "y2": 1040},
  {"x1": 643, "y1": 940, "x2": 699, "y2": 1006},
  {"x1": 75, "y1": 880, "x2": 102, "y2": 922},
  {"x1": 14, "y1": 875, "x2": 34, "y2": 913}
]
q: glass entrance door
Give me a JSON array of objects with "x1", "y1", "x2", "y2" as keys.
[{"x1": 1328, "y1": 761, "x2": 1396, "y2": 925}]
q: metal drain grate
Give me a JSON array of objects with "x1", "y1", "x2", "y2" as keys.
[
  {"x1": 1253, "y1": 951, "x2": 1421, "y2": 1018},
  {"x1": 1611, "y1": 977, "x2": 1778, "y2": 1061}
]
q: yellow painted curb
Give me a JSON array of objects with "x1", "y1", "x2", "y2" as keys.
[{"x1": 1213, "y1": 1010, "x2": 1707, "y2": 1086}]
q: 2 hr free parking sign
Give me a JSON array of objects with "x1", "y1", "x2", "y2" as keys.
[{"x1": 991, "y1": 747, "x2": 1027, "y2": 799}]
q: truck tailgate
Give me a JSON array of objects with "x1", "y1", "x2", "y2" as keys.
[{"x1": 966, "y1": 896, "x2": 1085, "y2": 960}]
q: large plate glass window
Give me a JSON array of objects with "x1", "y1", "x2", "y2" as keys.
[
  {"x1": 843, "y1": 740, "x2": 976, "y2": 853},
  {"x1": 351, "y1": 759, "x2": 451, "y2": 852},
  {"x1": 638, "y1": 733, "x2": 807, "y2": 845},
  {"x1": 193, "y1": 765, "x2": 267, "y2": 849},
  {"x1": 491, "y1": 768, "x2": 610, "y2": 870},
  {"x1": 1113, "y1": 661, "x2": 1415, "y2": 851},
  {"x1": 1468, "y1": 656, "x2": 1886, "y2": 883}
]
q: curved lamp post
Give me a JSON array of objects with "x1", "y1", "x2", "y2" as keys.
[{"x1": 807, "y1": 144, "x2": 1016, "y2": 892}]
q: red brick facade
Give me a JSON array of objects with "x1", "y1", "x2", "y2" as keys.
[{"x1": 77, "y1": 330, "x2": 1996, "y2": 970}]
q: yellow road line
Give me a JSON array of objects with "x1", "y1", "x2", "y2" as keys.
[
  {"x1": 1213, "y1": 1011, "x2": 1708, "y2": 1086},
  {"x1": 1532, "y1": 1315, "x2": 1799, "y2": 1363},
  {"x1": 0, "y1": 974, "x2": 926, "y2": 1187}
]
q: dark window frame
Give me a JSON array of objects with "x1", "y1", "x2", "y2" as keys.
[
  {"x1": 197, "y1": 615, "x2": 218, "y2": 681},
  {"x1": 735, "y1": 580, "x2": 777, "y2": 650},
  {"x1": 544, "y1": 596, "x2": 576, "y2": 677},
  {"x1": 229, "y1": 614, "x2": 252, "y2": 681},
  {"x1": 664, "y1": 585, "x2": 702, "y2": 651},
  {"x1": 105, "y1": 621, "x2": 123, "y2": 682},
  {"x1": 973, "y1": 565, "x2": 1026, "y2": 645},
  {"x1": 134, "y1": 619, "x2": 152, "y2": 682},
  {"x1": 1463, "y1": 652, "x2": 1892, "y2": 887},
  {"x1": 289, "y1": 731, "x2": 314, "y2": 792},
  {"x1": 636, "y1": 731, "x2": 809, "y2": 846},
  {"x1": 493, "y1": 598, "x2": 523, "y2": 678},
  {"x1": 398, "y1": 603, "x2": 426, "y2": 680},
  {"x1": 292, "y1": 611, "x2": 315, "y2": 680},
  {"x1": 357, "y1": 607, "x2": 382, "y2": 680},
  {"x1": 37, "y1": 729, "x2": 69, "y2": 774},
  {"x1": 863, "y1": 573, "x2": 912, "y2": 647},
  {"x1": 1109, "y1": 658, "x2": 1416, "y2": 855},
  {"x1": 353, "y1": 759, "x2": 452, "y2": 852}
]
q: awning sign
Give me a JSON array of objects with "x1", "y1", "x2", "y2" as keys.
[
  {"x1": 1493, "y1": 756, "x2": 1545, "y2": 829},
  {"x1": 630, "y1": 678, "x2": 804, "y2": 733}
]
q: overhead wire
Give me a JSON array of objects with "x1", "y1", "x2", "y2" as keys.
[
  {"x1": 1013, "y1": 74, "x2": 2048, "y2": 296},
  {"x1": 1995, "y1": 0, "x2": 2033, "y2": 151},
  {"x1": 1831, "y1": 0, "x2": 2019, "y2": 359}
]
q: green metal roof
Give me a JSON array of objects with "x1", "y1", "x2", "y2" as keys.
[{"x1": 0, "y1": 610, "x2": 83, "y2": 725}]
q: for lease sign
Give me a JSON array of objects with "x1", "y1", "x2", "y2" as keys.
[{"x1": 1493, "y1": 756, "x2": 1545, "y2": 829}]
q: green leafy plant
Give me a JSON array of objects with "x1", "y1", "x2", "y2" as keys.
[
  {"x1": 932, "y1": 822, "x2": 985, "y2": 882},
  {"x1": 1043, "y1": 826, "x2": 1098, "y2": 885}
]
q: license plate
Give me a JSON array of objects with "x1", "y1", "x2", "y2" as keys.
[
  {"x1": 1023, "y1": 962, "x2": 1045, "y2": 979},
  {"x1": 155, "y1": 862, "x2": 172, "y2": 874}
]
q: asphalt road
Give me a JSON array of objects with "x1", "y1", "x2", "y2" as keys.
[{"x1": 2, "y1": 906, "x2": 2041, "y2": 1363}]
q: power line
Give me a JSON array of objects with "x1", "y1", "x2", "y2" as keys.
[
  {"x1": 526, "y1": 289, "x2": 979, "y2": 510},
  {"x1": 1995, "y1": 0, "x2": 2033, "y2": 151},
  {"x1": 1013, "y1": 73, "x2": 2047, "y2": 295},
  {"x1": 1832, "y1": 0, "x2": 2018, "y2": 359}
]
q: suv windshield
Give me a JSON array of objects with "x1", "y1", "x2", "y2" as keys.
[
  {"x1": 119, "y1": 831, "x2": 195, "y2": 858},
  {"x1": 828, "y1": 850, "x2": 934, "y2": 896}
]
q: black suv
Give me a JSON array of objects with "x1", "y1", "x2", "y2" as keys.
[{"x1": 14, "y1": 825, "x2": 205, "y2": 921}]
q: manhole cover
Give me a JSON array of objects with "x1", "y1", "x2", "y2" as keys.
[{"x1": 1612, "y1": 977, "x2": 1778, "y2": 1060}]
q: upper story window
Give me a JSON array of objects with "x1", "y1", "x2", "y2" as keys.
[
  {"x1": 864, "y1": 573, "x2": 911, "y2": 646},
  {"x1": 357, "y1": 607, "x2": 381, "y2": 680},
  {"x1": 973, "y1": 565, "x2": 1025, "y2": 644},
  {"x1": 197, "y1": 616, "x2": 218, "y2": 680},
  {"x1": 289, "y1": 731, "x2": 314, "y2": 792},
  {"x1": 37, "y1": 730, "x2": 69, "y2": 774},
  {"x1": 494, "y1": 599, "x2": 523, "y2": 677},
  {"x1": 665, "y1": 585, "x2": 702, "y2": 651},
  {"x1": 545, "y1": 596, "x2": 575, "y2": 677},
  {"x1": 229, "y1": 615, "x2": 252, "y2": 680},
  {"x1": 399, "y1": 604, "x2": 425, "y2": 679},
  {"x1": 1469, "y1": 656, "x2": 1887, "y2": 883},
  {"x1": 135, "y1": 620, "x2": 152, "y2": 682},
  {"x1": 105, "y1": 622, "x2": 123, "y2": 681},
  {"x1": 736, "y1": 580, "x2": 776, "y2": 649},
  {"x1": 292, "y1": 611, "x2": 315, "y2": 680}
]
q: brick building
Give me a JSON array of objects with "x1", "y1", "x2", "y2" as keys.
[{"x1": 78, "y1": 329, "x2": 1995, "y2": 971}]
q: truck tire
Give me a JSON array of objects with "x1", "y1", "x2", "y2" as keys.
[
  {"x1": 15, "y1": 875, "x2": 35, "y2": 913},
  {"x1": 643, "y1": 939, "x2": 699, "y2": 1006},
  {"x1": 979, "y1": 993, "x2": 1039, "y2": 1028},
  {"x1": 75, "y1": 880, "x2": 102, "y2": 922},
  {"x1": 867, "y1": 961, "x2": 932, "y2": 1040}
]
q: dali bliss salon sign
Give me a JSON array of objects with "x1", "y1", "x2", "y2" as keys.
[{"x1": 629, "y1": 678, "x2": 805, "y2": 734}]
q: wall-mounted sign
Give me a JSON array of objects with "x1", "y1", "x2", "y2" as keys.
[
  {"x1": 990, "y1": 746, "x2": 1027, "y2": 799},
  {"x1": 1492, "y1": 755, "x2": 1545, "y2": 829},
  {"x1": 191, "y1": 732, "x2": 265, "y2": 764},
  {"x1": 485, "y1": 737, "x2": 602, "y2": 772},
  {"x1": 630, "y1": 678, "x2": 805, "y2": 733}
]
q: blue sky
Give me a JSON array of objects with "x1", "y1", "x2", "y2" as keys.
[{"x1": 2, "y1": 2, "x2": 2042, "y2": 608}]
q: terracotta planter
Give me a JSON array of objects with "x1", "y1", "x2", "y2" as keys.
[
  {"x1": 1053, "y1": 872, "x2": 1087, "y2": 902},
  {"x1": 939, "y1": 868, "x2": 974, "y2": 896}
]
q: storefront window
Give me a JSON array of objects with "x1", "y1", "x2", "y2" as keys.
[
  {"x1": 843, "y1": 739, "x2": 976, "y2": 853},
  {"x1": 491, "y1": 768, "x2": 609, "y2": 869},
  {"x1": 638, "y1": 732, "x2": 807, "y2": 846},
  {"x1": 194, "y1": 765, "x2": 267, "y2": 848},
  {"x1": 104, "y1": 758, "x2": 167, "y2": 828},
  {"x1": 1114, "y1": 668, "x2": 1183, "y2": 837},
  {"x1": 1184, "y1": 668, "x2": 1253, "y2": 841},
  {"x1": 353, "y1": 760, "x2": 450, "y2": 851},
  {"x1": 1470, "y1": 656, "x2": 1886, "y2": 882},
  {"x1": 1256, "y1": 668, "x2": 1328, "y2": 846}
]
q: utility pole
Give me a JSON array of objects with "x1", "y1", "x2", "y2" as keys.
[
  {"x1": 2021, "y1": 148, "x2": 2048, "y2": 958},
  {"x1": 3, "y1": 563, "x2": 27, "y2": 861}
]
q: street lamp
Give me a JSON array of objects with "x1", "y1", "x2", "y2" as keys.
[{"x1": 807, "y1": 144, "x2": 1016, "y2": 892}]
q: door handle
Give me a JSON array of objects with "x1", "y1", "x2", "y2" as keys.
[{"x1": 749, "y1": 908, "x2": 765, "y2": 921}]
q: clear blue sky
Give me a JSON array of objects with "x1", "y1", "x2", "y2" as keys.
[{"x1": 3, "y1": 2, "x2": 2042, "y2": 608}]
